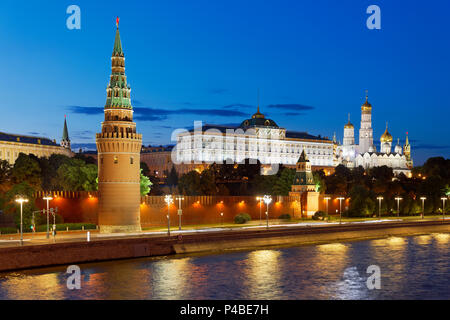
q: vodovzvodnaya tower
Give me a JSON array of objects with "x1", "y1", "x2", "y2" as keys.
[{"x1": 96, "y1": 18, "x2": 142, "y2": 233}]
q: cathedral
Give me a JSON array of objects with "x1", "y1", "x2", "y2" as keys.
[{"x1": 336, "y1": 94, "x2": 413, "y2": 176}]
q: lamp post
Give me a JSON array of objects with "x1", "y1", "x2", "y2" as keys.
[
  {"x1": 220, "y1": 212, "x2": 224, "y2": 226},
  {"x1": 395, "y1": 197, "x2": 403, "y2": 217},
  {"x1": 263, "y1": 195, "x2": 272, "y2": 230},
  {"x1": 441, "y1": 197, "x2": 447, "y2": 221},
  {"x1": 175, "y1": 196, "x2": 184, "y2": 231},
  {"x1": 377, "y1": 196, "x2": 383, "y2": 218},
  {"x1": 324, "y1": 197, "x2": 331, "y2": 216},
  {"x1": 164, "y1": 195, "x2": 173, "y2": 236},
  {"x1": 15, "y1": 197, "x2": 29, "y2": 246},
  {"x1": 43, "y1": 195, "x2": 53, "y2": 239},
  {"x1": 420, "y1": 197, "x2": 426, "y2": 219},
  {"x1": 256, "y1": 196, "x2": 263, "y2": 225},
  {"x1": 337, "y1": 197, "x2": 345, "y2": 224}
]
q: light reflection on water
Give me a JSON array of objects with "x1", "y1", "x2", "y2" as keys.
[{"x1": 0, "y1": 233, "x2": 449, "y2": 300}]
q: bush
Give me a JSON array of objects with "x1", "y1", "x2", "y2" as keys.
[
  {"x1": 0, "y1": 227, "x2": 17, "y2": 234},
  {"x1": 278, "y1": 214, "x2": 291, "y2": 220},
  {"x1": 312, "y1": 211, "x2": 328, "y2": 221},
  {"x1": 234, "y1": 213, "x2": 251, "y2": 224}
]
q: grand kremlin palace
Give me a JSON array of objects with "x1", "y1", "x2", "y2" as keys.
[{"x1": 142, "y1": 107, "x2": 336, "y2": 177}]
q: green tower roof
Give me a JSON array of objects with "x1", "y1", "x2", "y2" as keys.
[
  {"x1": 62, "y1": 117, "x2": 69, "y2": 141},
  {"x1": 113, "y1": 23, "x2": 123, "y2": 56}
]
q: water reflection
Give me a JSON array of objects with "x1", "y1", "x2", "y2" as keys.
[
  {"x1": 151, "y1": 258, "x2": 192, "y2": 299},
  {"x1": 0, "y1": 234, "x2": 449, "y2": 300},
  {"x1": 245, "y1": 250, "x2": 282, "y2": 299}
]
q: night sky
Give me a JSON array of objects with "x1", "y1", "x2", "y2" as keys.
[{"x1": 0, "y1": 0, "x2": 449, "y2": 165}]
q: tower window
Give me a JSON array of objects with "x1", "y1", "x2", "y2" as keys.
[
  {"x1": 130, "y1": 157, "x2": 134, "y2": 165},
  {"x1": 114, "y1": 156, "x2": 118, "y2": 164}
]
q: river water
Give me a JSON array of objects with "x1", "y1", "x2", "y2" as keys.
[{"x1": 0, "y1": 233, "x2": 449, "y2": 300}]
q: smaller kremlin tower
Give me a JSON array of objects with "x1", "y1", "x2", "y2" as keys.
[{"x1": 60, "y1": 115, "x2": 71, "y2": 150}]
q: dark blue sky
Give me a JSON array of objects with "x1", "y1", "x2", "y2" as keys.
[{"x1": 0, "y1": 0, "x2": 449, "y2": 165}]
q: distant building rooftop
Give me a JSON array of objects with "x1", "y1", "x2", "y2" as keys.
[{"x1": 0, "y1": 132, "x2": 58, "y2": 146}]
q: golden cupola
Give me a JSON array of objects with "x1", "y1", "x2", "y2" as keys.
[{"x1": 380, "y1": 123, "x2": 393, "y2": 143}]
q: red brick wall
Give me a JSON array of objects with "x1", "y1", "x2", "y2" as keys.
[{"x1": 32, "y1": 192, "x2": 349, "y2": 226}]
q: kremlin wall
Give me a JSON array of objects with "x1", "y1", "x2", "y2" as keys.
[{"x1": 32, "y1": 191, "x2": 349, "y2": 228}]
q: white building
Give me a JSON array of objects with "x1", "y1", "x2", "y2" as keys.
[
  {"x1": 174, "y1": 107, "x2": 335, "y2": 174},
  {"x1": 337, "y1": 94, "x2": 413, "y2": 176}
]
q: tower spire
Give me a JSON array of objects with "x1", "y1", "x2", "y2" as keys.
[
  {"x1": 61, "y1": 115, "x2": 71, "y2": 150},
  {"x1": 257, "y1": 88, "x2": 260, "y2": 113},
  {"x1": 113, "y1": 17, "x2": 123, "y2": 57}
]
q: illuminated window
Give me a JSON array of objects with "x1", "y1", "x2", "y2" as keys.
[{"x1": 114, "y1": 156, "x2": 118, "y2": 164}]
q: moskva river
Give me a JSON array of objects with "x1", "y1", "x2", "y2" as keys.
[{"x1": 0, "y1": 233, "x2": 449, "y2": 299}]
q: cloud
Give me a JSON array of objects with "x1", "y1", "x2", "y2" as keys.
[
  {"x1": 222, "y1": 103, "x2": 254, "y2": 109},
  {"x1": 68, "y1": 106, "x2": 103, "y2": 115},
  {"x1": 27, "y1": 131, "x2": 46, "y2": 136},
  {"x1": 414, "y1": 144, "x2": 450, "y2": 150},
  {"x1": 267, "y1": 104, "x2": 315, "y2": 111},
  {"x1": 68, "y1": 105, "x2": 248, "y2": 122}
]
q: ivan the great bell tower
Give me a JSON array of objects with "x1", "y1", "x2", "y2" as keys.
[{"x1": 96, "y1": 18, "x2": 142, "y2": 233}]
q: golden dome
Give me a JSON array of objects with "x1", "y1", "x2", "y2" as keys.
[
  {"x1": 251, "y1": 106, "x2": 265, "y2": 119},
  {"x1": 380, "y1": 124, "x2": 393, "y2": 143},
  {"x1": 344, "y1": 122, "x2": 354, "y2": 129},
  {"x1": 344, "y1": 114, "x2": 353, "y2": 128},
  {"x1": 361, "y1": 93, "x2": 372, "y2": 111}
]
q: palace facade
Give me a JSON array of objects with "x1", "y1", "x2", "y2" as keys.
[
  {"x1": 173, "y1": 107, "x2": 335, "y2": 174},
  {"x1": 0, "y1": 117, "x2": 73, "y2": 164}
]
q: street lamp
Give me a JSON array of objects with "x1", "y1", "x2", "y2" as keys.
[
  {"x1": 175, "y1": 196, "x2": 184, "y2": 231},
  {"x1": 337, "y1": 197, "x2": 345, "y2": 224},
  {"x1": 420, "y1": 197, "x2": 426, "y2": 219},
  {"x1": 377, "y1": 196, "x2": 384, "y2": 218},
  {"x1": 220, "y1": 212, "x2": 224, "y2": 226},
  {"x1": 324, "y1": 197, "x2": 331, "y2": 216},
  {"x1": 15, "y1": 196, "x2": 29, "y2": 246},
  {"x1": 441, "y1": 197, "x2": 447, "y2": 221},
  {"x1": 43, "y1": 195, "x2": 53, "y2": 239},
  {"x1": 263, "y1": 195, "x2": 272, "y2": 230},
  {"x1": 256, "y1": 196, "x2": 263, "y2": 225},
  {"x1": 395, "y1": 197, "x2": 403, "y2": 217},
  {"x1": 164, "y1": 195, "x2": 173, "y2": 236}
]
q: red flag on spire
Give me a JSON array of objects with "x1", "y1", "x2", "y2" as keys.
[{"x1": 116, "y1": 17, "x2": 120, "y2": 28}]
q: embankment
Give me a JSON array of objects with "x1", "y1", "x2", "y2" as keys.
[{"x1": 0, "y1": 221, "x2": 449, "y2": 272}]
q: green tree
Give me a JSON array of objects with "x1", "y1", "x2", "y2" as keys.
[
  {"x1": 272, "y1": 168, "x2": 295, "y2": 195},
  {"x1": 348, "y1": 184, "x2": 375, "y2": 217},
  {"x1": 140, "y1": 162, "x2": 150, "y2": 177},
  {"x1": 167, "y1": 166, "x2": 179, "y2": 189},
  {"x1": 178, "y1": 171, "x2": 202, "y2": 195},
  {"x1": 10, "y1": 153, "x2": 42, "y2": 189},
  {"x1": 56, "y1": 159, "x2": 98, "y2": 191},
  {"x1": 200, "y1": 168, "x2": 217, "y2": 195},
  {"x1": 4, "y1": 182, "x2": 38, "y2": 228},
  {"x1": 140, "y1": 169, "x2": 152, "y2": 196}
]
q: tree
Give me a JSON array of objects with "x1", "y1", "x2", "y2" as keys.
[
  {"x1": 140, "y1": 162, "x2": 150, "y2": 177},
  {"x1": 4, "y1": 182, "x2": 38, "y2": 228},
  {"x1": 0, "y1": 160, "x2": 11, "y2": 192},
  {"x1": 200, "y1": 168, "x2": 217, "y2": 195},
  {"x1": 56, "y1": 159, "x2": 98, "y2": 191},
  {"x1": 167, "y1": 166, "x2": 179, "y2": 190},
  {"x1": 313, "y1": 169, "x2": 326, "y2": 193},
  {"x1": 178, "y1": 171, "x2": 202, "y2": 195},
  {"x1": 10, "y1": 153, "x2": 42, "y2": 189},
  {"x1": 348, "y1": 184, "x2": 375, "y2": 217},
  {"x1": 140, "y1": 169, "x2": 152, "y2": 196},
  {"x1": 272, "y1": 168, "x2": 295, "y2": 195}
]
